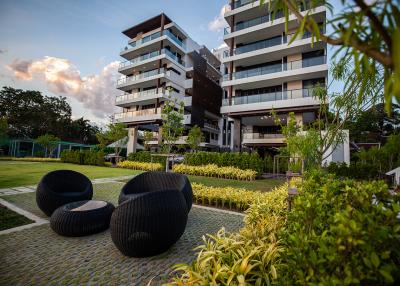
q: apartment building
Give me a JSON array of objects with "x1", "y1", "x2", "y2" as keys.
[
  {"x1": 115, "y1": 13, "x2": 222, "y2": 153},
  {"x1": 219, "y1": 0, "x2": 329, "y2": 154}
]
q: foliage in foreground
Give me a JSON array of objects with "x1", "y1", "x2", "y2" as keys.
[
  {"x1": 173, "y1": 164, "x2": 257, "y2": 181},
  {"x1": 167, "y1": 173, "x2": 400, "y2": 285},
  {"x1": 117, "y1": 160, "x2": 163, "y2": 171}
]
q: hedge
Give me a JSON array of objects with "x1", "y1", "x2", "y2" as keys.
[
  {"x1": 60, "y1": 150, "x2": 104, "y2": 166},
  {"x1": 127, "y1": 151, "x2": 166, "y2": 168},
  {"x1": 173, "y1": 164, "x2": 257, "y2": 181},
  {"x1": 327, "y1": 162, "x2": 381, "y2": 180}
]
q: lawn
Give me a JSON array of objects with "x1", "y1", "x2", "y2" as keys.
[
  {"x1": 0, "y1": 204, "x2": 34, "y2": 231},
  {"x1": 0, "y1": 161, "x2": 142, "y2": 188}
]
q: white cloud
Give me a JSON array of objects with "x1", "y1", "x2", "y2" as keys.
[
  {"x1": 208, "y1": 4, "x2": 229, "y2": 32},
  {"x1": 7, "y1": 56, "x2": 120, "y2": 119},
  {"x1": 217, "y1": 42, "x2": 228, "y2": 49}
]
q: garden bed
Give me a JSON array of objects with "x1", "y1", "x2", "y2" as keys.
[{"x1": 0, "y1": 204, "x2": 34, "y2": 231}]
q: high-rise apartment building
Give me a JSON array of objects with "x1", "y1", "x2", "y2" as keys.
[
  {"x1": 115, "y1": 14, "x2": 222, "y2": 153},
  {"x1": 219, "y1": 0, "x2": 328, "y2": 154}
]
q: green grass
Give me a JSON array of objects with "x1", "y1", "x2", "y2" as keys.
[
  {"x1": 0, "y1": 161, "x2": 142, "y2": 188},
  {"x1": 0, "y1": 204, "x2": 34, "y2": 231}
]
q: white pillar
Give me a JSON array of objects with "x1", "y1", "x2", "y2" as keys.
[{"x1": 127, "y1": 127, "x2": 138, "y2": 155}]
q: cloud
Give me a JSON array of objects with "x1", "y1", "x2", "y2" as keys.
[
  {"x1": 0, "y1": 49, "x2": 7, "y2": 54},
  {"x1": 7, "y1": 56, "x2": 119, "y2": 119},
  {"x1": 208, "y1": 4, "x2": 229, "y2": 32},
  {"x1": 217, "y1": 42, "x2": 228, "y2": 49}
]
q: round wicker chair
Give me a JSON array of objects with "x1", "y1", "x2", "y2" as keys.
[
  {"x1": 36, "y1": 170, "x2": 93, "y2": 216},
  {"x1": 118, "y1": 171, "x2": 192, "y2": 211},
  {"x1": 50, "y1": 200, "x2": 115, "y2": 237},
  {"x1": 110, "y1": 189, "x2": 188, "y2": 257}
]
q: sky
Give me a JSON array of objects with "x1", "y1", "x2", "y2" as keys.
[{"x1": 0, "y1": 0, "x2": 342, "y2": 125}]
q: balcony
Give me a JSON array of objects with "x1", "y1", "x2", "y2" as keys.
[
  {"x1": 223, "y1": 55, "x2": 326, "y2": 82},
  {"x1": 222, "y1": 88, "x2": 320, "y2": 106},
  {"x1": 224, "y1": 12, "x2": 285, "y2": 35},
  {"x1": 114, "y1": 108, "x2": 162, "y2": 123},
  {"x1": 204, "y1": 122, "x2": 220, "y2": 132},
  {"x1": 116, "y1": 68, "x2": 165, "y2": 90},
  {"x1": 220, "y1": 88, "x2": 322, "y2": 114},
  {"x1": 119, "y1": 49, "x2": 185, "y2": 73},
  {"x1": 242, "y1": 133, "x2": 285, "y2": 145},
  {"x1": 120, "y1": 29, "x2": 186, "y2": 56}
]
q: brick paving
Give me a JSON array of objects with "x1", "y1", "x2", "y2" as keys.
[{"x1": 0, "y1": 182, "x2": 244, "y2": 285}]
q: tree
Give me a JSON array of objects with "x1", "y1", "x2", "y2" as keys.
[
  {"x1": 96, "y1": 123, "x2": 128, "y2": 162},
  {"x1": 0, "y1": 117, "x2": 7, "y2": 144},
  {"x1": 0, "y1": 87, "x2": 71, "y2": 139},
  {"x1": 34, "y1": 134, "x2": 60, "y2": 158},
  {"x1": 261, "y1": 0, "x2": 400, "y2": 112},
  {"x1": 187, "y1": 125, "x2": 204, "y2": 152},
  {"x1": 143, "y1": 130, "x2": 154, "y2": 151},
  {"x1": 161, "y1": 96, "x2": 185, "y2": 154},
  {"x1": 345, "y1": 103, "x2": 400, "y2": 143}
]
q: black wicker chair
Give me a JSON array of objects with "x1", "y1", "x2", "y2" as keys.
[
  {"x1": 118, "y1": 171, "x2": 193, "y2": 211},
  {"x1": 110, "y1": 189, "x2": 188, "y2": 257},
  {"x1": 50, "y1": 200, "x2": 115, "y2": 237},
  {"x1": 36, "y1": 170, "x2": 93, "y2": 216}
]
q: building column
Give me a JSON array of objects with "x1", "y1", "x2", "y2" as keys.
[
  {"x1": 232, "y1": 118, "x2": 241, "y2": 152},
  {"x1": 127, "y1": 127, "x2": 138, "y2": 155}
]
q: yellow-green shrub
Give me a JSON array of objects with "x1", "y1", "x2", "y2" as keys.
[
  {"x1": 192, "y1": 182, "x2": 285, "y2": 212},
  {"x1": 117, "y1": 160, "x2": 163, "y2": 171},
  {"x1": 173, "y1": 164, "x2": 257, "y2": 181},
  {"x1": 0, "y1": 157, "x2": 61, "y2": 162},
  {"x1": 167, "y1": 183, "x2": 288, "y2": 285}
]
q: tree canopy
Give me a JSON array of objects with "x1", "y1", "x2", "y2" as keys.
[{"x1": 0, "y1": 86, "x2": 99, "y2": 144}]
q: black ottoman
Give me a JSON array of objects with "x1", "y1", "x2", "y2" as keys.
[{"x1": 50, "y1": 200, "x2": 114, "y2": 237}]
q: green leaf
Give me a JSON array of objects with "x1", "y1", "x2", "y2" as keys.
[
  {"x1": 370, "y1": 252, "x2": 380, "y2": 268},
  {"x1": 379, "y1": 269, "x2": 394, "y2": 283}
]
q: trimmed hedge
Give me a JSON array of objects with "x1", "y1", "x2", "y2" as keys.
[
  {"x1": 60, "y1": 150, "x2": 104, "y2": 166},
  {"x1": 184, "y1": 152, "x2": 270, "y2": 174},
  {"x1": 173, "y1": 164, "x2": 257, "y2": 181},
  {"x1": 127, "y1": 151, "x2": 166, "y2": 167},
  {"x1": 117, "y1": 160, "x2": 163, "y2": 171}
]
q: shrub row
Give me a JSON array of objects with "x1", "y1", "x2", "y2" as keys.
[
  {"x1": 173, "y1": 164, "x2": 257, "y2": 181},
  {"x1": 192, "y1": 182, "x2": 286, "y2": 212},
  {"x1": 184, "y1": 152, "x2": 265, "y2": 174},
  {"x1": 327, "y1": 162, "x2": 381, "y2": 180},
  {"x1": 0, "y1": 157, "x2": 60, "y2": 162},
  {"x1": 60, "y1": 150, "x2": 104, "y2": 166},
  {"x1": 168, "y1": 172, "x2": 400, "y2": 285},
  {"x1": 117, "y1": 160, "x2": 163, "y2": 171},
  {"x1": 127, "y1": 151, "x2": 166, "y2": 167}
]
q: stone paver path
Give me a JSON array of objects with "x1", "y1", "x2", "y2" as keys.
[{"x1": 0, "y1": 181, "x2": 244, "y2": 285}]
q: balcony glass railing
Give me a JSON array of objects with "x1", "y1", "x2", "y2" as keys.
[
  {"x1": 231, "y1": 0, "x2": 253, "y2": 9},
  {"x1": 114, "y1": 108, "x2": 161, "y2": 120},
  {"x1": 204, "y1": 122, "x2": 220, "y2": 131},
  {"x1": 223, "y1": 55, "x2": 326, "y2": 81},
  {"x1": 222, "y1": 88, "x2": 320, "y2": 106},
  {"x1": 116, "y1": 89, "x2": 161, "y2": 102},
  {"x1": 119, "y1": 49, "x2": 184, "y2": 70},
  {"x1": 224, "y1": 12, "x2": 286, "y2": 35},
  {"x1": 223, "y1": 28, "x2": 325, "y2": 58},
  {"x1": 116, "y1": 68, "x2": 165, "y2": 86},
  {"x1": 121, "y1": 30, "x2": 186, "y2": 52},
  {"x1": 164, "y1": 30, "x2": 186, "y2": 49},
  {"x1": 243, "y1": 133, "x2": 285, "y2": 140}
]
